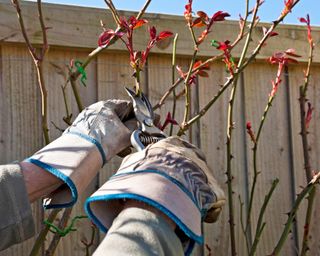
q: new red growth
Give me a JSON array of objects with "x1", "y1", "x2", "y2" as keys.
[
  {"x1": 177, "y1": 60, "x2": 210, "y2": 85},
  {"x1": 268, "y1": 49, "x2": 301, "y2": 97},
  {"x1": 246, "y1": 121, "x2": 256, "y2": 143},
  {"x1": 299, "y1": 14, "x2": 313, "y2": 45},
  {"x1": 158, "y1": 112, "x2": 178, "y2": 131},
  {"x1": 211, "y1": 40, "x2": 234, "y2": 74}
]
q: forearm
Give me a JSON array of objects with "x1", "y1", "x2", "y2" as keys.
[
  {"x1": 93, "y1": 206, "x2": 183, "y2": 256},
  {"x1": 20, "y1": 161, "x2": 63, "y2": 203},
  {"x1": 0, "y1": 164, "x2": 35, "y2": 251}
]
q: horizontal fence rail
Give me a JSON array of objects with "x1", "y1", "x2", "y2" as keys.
[{"x1": 0, "y1": 1, "x2": 320, "y2": 255}]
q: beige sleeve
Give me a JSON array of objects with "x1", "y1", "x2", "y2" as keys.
[
  {"x1": 0, "y1": 164, "x2": 35, "y2": 251},
  {"x1": 93, "y1": 207, "x2": 184, "y2": 256}
]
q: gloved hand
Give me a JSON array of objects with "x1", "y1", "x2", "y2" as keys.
[
  {"x1": 85, "y1": 136, "x2": 225, "y2": 254},
  {"x1": 25, "y1": 100, "x2": 134, "y2": 209}
]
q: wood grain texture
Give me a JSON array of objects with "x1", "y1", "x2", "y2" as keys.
[
  {"x1": 43, "y1": 48, "x2": 98, "y2": 255},
  {"x1": 1, "y1": 1, "x2": 320, "y2": 61},
  {"x1": 1, "y1": 2, "x2": 320, "y2": 255},
  {"x1": 287, "y1": 65, "x2": 320, "y2": 255},
  {"x1": 0, "y1": 45, "x2": 43, "y2": 256},
  {"x1": 198, "y1": 62, "x2": 248, "y2": 256},
  {"x1": 243, "y1": 62, "x2": 297, "y2": 255}
]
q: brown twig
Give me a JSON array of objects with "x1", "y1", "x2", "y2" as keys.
[
  {"x1": 225, "y1": 2, "x2": 260, "y2": 254},
  {"x1": 81, "y1": 224, "x2": 96, "y2": 256},
  {"x1": 170, "y1": 33, "x2": 179, "y2": 136},
  {"x1": 45, "y1": 208, "x2": 73, "y2": 256},
  {"x1": 299, "y1": 17, "x2": 315, "y2": 256},
  {"x1": 12, "y1": 0, "x2": 50, "y2": 145},
  {"x1": 104, "y1": 0, "x2": 121, "y2": 26},
  {"x1": 271, "y1": 173, "x2": 320, "y2": 256},
  {"x1": 177, "y1": 0, "x2": 302, "y2": 136}
]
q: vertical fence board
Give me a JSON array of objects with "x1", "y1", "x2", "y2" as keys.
[
  {"x1": 288, "y1": 65, "x2": 320, "y2": 255},
  {"x1": 97, "y1": 51, "x2": 133, "y2": 185},
  {"x1": 0, "y1": 45, "x2": 43, "y2": 256},
  {"x1": 148, "y1": 55, "x2": 187, "y2": 136},
  {"x1": 198, "y1": 62, "x2": 248, "y2": 256},
  {"x1": 243, "y1": 63, "x2": 296, "y2": 255},
  {"x1": 1, "y1": 42, "x2": 320, "y2": 256},
  {"x1": 96, "y1": 51, "x2": 134, "y2": 243},
  {"x1": 42, "y1": 49, "x2": 98, "y2": 255}
]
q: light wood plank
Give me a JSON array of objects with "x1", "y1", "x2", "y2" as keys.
[
  {"x1": 0, "y1": 44, "x2": 43, "y2": 256},
  {"x1": 243, "y1": 62, "x2": 297, "y2": 255},
  {"x1": 287, "y1": 65, "x2": 320, "y2": 255},
  {"x1": 1, "y1": 1, "x2": 320, "y2": 62},
  {"x1": 43, "y1": 48, "x2": 98, "y2": 255},
  {"x1": 198, "y1": 62, "x2": 248, "y2": 256}
]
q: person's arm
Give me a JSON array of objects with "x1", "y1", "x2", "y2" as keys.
[
  {"x1": 0, "y1": 164, "x2": 35, "y2": 251},
  {"x1": 20, "y1": 162, "x2": 63, "y2": 203},
  {"x1": 0, "y1": 99, "x2": 135, "y2": 252},
  {"x1": 93, "y1": 205, "x2": 183, "y2": 256}
]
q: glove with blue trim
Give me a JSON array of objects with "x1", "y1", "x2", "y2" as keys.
[
  {"x1": 25, "y1": 100, "x2": 134, "y2": 209},
  {"x1": 85, "y1": 136, "x2": 226, "y2": 255}
]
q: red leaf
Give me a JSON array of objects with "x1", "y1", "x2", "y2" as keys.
[
  {"x1": 192, "y1": 17, "x2": 206, "y2": 27},
  {"x1": 133, "y1": 19, "x2": 148, "y2": 29},
  {"x1": 98, "y1": 29, "x2": 115, "y2": 47},
  {"x1": 184, "y1": 2, "x2": 193, "y2": 24},
  {"x1": 198, "y1": 70, "x2": 209, "y2": 77},
  {"x1": 197, "y1": 11, "x2": 208, "y2": 19},
  {"x1": 269, "y1": 31, "x2": 279, "y2": 37},
  {"x1": 157, "y1": 31, "x2": 173, "y2": 41},
  {"x1": 299, "y1": 17, "x2": 308, "y2": 24},
  {"x1": 285, "y1": 48, "x2": 301, "y2": 57},
  {"x1": 159, "y1": 112, "x2": 178, "y2": 130},
  {"x1": 305, "y1": 102, "x2": 314, "y2": 129},
  {"x1": 212, "y1": 11, "x2": 230, "y2": 22},
  {"x1": 193, "y1": 60, "x2": 202, "y2": 69},
  {"x1": 149, "y1": 26, "x2": 157, "y2": 40}
]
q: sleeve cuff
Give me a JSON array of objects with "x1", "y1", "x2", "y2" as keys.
[{"x1": 0, "y1": 164, "x2": 35, "y2": 251}]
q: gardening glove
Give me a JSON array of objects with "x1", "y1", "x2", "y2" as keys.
[
  {"x1": 25, "y1": 99, "x2": 134, "y2": 209},
  {"x1": 85, "y1": 136, "x2": 226, "y2": 255}
]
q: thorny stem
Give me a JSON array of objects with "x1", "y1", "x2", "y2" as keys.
[
  {"x1": 153, "y1": 24, "x2": 252, "y2": 111},
  {"x1": 45, "y1": 208, "x2": 73, "y2": 256},
  {"x1": 182, "y1": 49, "x2": 198, "y2": 129},
  {"x1": 300, "y1": 187, "x2": 316, "y2": 256},
  {"x1": 69, "y1": 0, "x2": 151, "y2": 82},
  {"x1": 81, "y1": 225, "x2": 96, "y2": 256},
  {"x1": 249, "y1": 179, "x2": 279, "y2": 256},
  {"x1": 239, "y1": 195, "x2": 249, "y2": 253},
  {"x1": 104, "y1": 0, "x2": 121, "y2": 26},
  {"x1": 245, "y1": 94, "x2": 276, "y2": 246},
  {"x1": 271, "y1": 173, "x2": 320, "y2": 256},
  {"x1": 177, "y1": 0, "x2": 301, "y2": 137},
  {"x1": 61, "y1": 84, "x2": 72, "y2": 125},
  {"x1": 42, "y1": 2, "x2": 152, "y2": 254},
  {"x1": 12, "y1": 0, "x2": 50, "y2": 145},
  {"x1": 226, "y1": 77, "x2": 238, "y2": 256},
  {"x1": 35, "y1": 61, "x2": 50, "y2": 145},
  {"x1": 170, "y1": 33, "x2": 179, "y2": 136},
  {"x1": 182, "y1": 24, "x2": 198, "y2": 131},
  {"x1": 225, "y1": 2, "x2": 260, "y2": 254},
  {"x1": 70, "y1": 77, "x2": 84, "y2": 112},
  {"x1": 29, "y1": 209, "x2": 61, "y2": 256},
  {"x1": 299, "y1": 26, "x2": 315, "y2": 256},
  {"x1": 135, "y1": 69, "x2": 141, "y2": 95},
  {"x1": 299, "y1": 40, "x2": 314, "y2": 182},
  {"x1": 13, "y1": 1, "x2": 52, "y2": 252}
]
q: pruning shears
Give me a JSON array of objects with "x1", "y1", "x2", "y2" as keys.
[{"x1": 125, "y1": 87, "x2": 167, "y2": 151}]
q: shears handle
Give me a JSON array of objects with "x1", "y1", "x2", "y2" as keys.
[{"x1": 131, "y1": 130, "x2": 166, "y2": 151}]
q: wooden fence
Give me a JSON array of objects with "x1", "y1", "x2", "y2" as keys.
[{"x1": 1, "y1": 1, "x2": 320, "y2": 255}]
